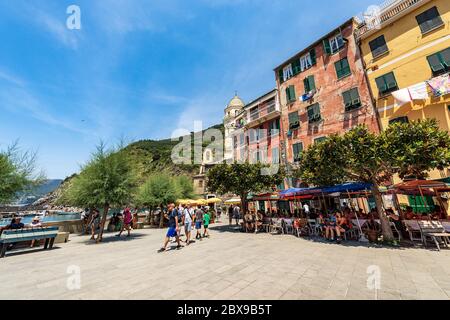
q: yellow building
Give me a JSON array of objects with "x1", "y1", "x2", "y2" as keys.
[{"x1": 356, "y1": 0, "x2": 450, "y2": 181}]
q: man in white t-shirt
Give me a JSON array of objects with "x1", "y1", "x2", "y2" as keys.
[
  {"x1": 303, "y1": 203, "x2": 310, "y2": 216},
  {"x1": 183, "y1": 204, "x2": 194, "y2": 245}
]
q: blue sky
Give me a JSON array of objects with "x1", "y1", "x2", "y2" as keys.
[{"x1": 0, "y1": 0, "x2": 376, "y2": 179}]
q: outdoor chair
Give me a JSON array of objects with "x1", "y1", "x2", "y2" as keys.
[
  {"x1": 262, "y1": 218, "x2": 272, "y2": 233},
  {"x1": 269, "y1": 218, "x2": 283, "y2": 234},
  {"x1": 281, "y1": 219, "x2": 294, "y2": 235},
  {"x1": 418, "y1": 220, "x2": 450, "y2": 251},
  {"x1": 343, "y1": 226, "x2": 359, "y2": 241},
  {"x1": 307, "y1": 219, "x2": 321, "y2": 236},
  {"x1": 390, "y1": 222, "x2": 402, "y2": 242},
  {"x1": 404, "y1": 220, "x2": 422, "y2": 245}
]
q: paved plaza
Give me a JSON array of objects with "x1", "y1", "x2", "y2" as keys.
[{"x1": 2, "y1": 222, "x2": 450, "y2": 300}]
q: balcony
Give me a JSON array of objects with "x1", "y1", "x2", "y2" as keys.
[
  {"x1": 246, "y1": 100, "x2": 281, "y2": 127},
  {"x1": 355, "y1": 0, "x2": 428, "y2": 39}
]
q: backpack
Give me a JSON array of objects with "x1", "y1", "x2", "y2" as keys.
[{"x1": 175, "y1": 208, "x2": 183, "y2": 224}]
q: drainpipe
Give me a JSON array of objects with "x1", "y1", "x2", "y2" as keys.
[{"x1": 353, "y1": 28, "x2": 383, "y2": 134}]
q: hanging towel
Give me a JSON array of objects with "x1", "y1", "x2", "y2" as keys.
[
  {"x1": 408, "y1": 82, "x2": 428, "y2": 100},
  {"x1": 426, "y1": 74, "x2": 450, "y2": 97},
  {"x1": 392, "y1": 88, "x2": 412, "y2": 106}
]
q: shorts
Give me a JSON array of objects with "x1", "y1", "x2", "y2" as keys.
[
  {"x1": 203, "y1": 224, "x2": 209, "y2": 229},
  {"x1": 184, "y1": 222, "x2": 192, "y2": 232},
  {"x1": 166, "y1": 227, "x2": 177, "y2": 238},
  {"x1": 195, "y1": 221, "x2": 202, "y2": 229}
]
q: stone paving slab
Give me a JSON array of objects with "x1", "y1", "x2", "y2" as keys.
[{"x1": 1, "y1": 222, "x2": 450, "y2": 300}]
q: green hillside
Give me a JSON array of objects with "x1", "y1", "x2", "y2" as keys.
[
  {"x1": 122, "y1": 123, "x2": 224, "y2": 183},
  {"x1": 47, "y1": 123, "x2": 224, "y2": 205}
]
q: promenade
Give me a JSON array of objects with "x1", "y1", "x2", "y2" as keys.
[{"x1": 2, "y1": 222, "x2": 450, "y2": 300}]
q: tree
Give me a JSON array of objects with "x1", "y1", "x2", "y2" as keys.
[
  {"x1": 0, "y1": 142, "x2": 44, "y2": 205},
  {"x1": 384, "y1": 119, "x2": 450, "y2": 180},
  {"x1": 136, "y1": 173, "x2": 179, "y2": 227},
  {"x1": 297, "y1": 120, "x2": 450, "y2": 242},
  {"x1": 175, "y1": 175, "x2": 194, "y2": 199},
  {"x1": 62, "y1": 142, "x2": 137, "y2": 242},
  {"x1": 207, "y1": 162, "x2": 285, "y2": 214},
  {"x1": 297, "y1": 134, "x2": 347, "y2": 187}
]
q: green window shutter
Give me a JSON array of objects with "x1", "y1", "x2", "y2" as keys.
[
  {"x1": 304, "y1": 77, "x2": 310, "y2": 93},
  {"x1": 309, "y1": 76, "x2": 316, "y2": 91},
  {"x1": 323, "y1": 39, "x2": 331, "y2": 55},
  {"x1": 304, "y1": 75, "x2": 316, "y2": 93},
  {"x1": 288, "y1": 112, "x2": 299, "y2": 129},
  {"x1": 293, "y1": 143, "x2": 303, "y2": 162},
  {"x1": 307, "y1": 103, "x2": 321, "y2": 122},
  {"x1": 310, "y1": 49, "x2": 316, "y2": 65},
  {"x1": 427, "y1": 54, "x2": 445, "y2": 73},
  {"x1": 442, "y1": 47, "x2": 450, "y2": 67},
  {"x1": 292, "y1": 59, "x2": 301, "y2": 75},
  {"x1": 285, "y1": 87, "x2": 291, "y2": 102},
  {"x1": 342, "y1": 90, "x2": 352, "y2": 106},
  {"x1": 385, "y1": 72, "x2": 398, "y2": 90},
  {"x1": 335, "y1": 58, "x2": 351, "y2": 79},
  {"x1": 375, "y1": 76, "x2": 387, "y2": 93},
  {"x1": 278, "y1": 69, "x2": 284, "y2": 83},
  {"x1": 289, "y1": 85, "x2": 296, "y2": 101}
]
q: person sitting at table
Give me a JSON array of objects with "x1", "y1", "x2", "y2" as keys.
[
  {"x1": 364, "y1": 214, "x2": 380, "y2": 242},
  {"x1": 337, "y1": 212, "x2": 351, "y2": 241},
  {"x1": 325, "y1": 212, "x2": 339, "y2": 242},
  {"x1": 255, "y1": 211, "x2": 263, "y2": 232},
  {"x1": 244, "y1": 211, "x2": 254, "y2": 232},
  {"x1": 10, "y1": 217, "x2": 25, "y2": 230},
  {"x1": 403, "y1": 206, "x2": 415, "y2": 220},
  {"x1": 386, "y1": 208, "x2": 405, "y2": 239}
]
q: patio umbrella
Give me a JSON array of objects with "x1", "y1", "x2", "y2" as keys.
[{"x1": 206, "y1": 197, "x2": 222, "y2": 204}]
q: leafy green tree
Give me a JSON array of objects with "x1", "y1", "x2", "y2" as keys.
[
  {"x1": 207, "y1": 162, "x2": 285, "y2": 214},
  {"x1": 297, "y1": 120, "x2": 450, "y2": 242},
  {"x1": 0, "y1": 142, "x2": 44, "y2": 204},
  {"x1": 136, "y1": 173, "x2": 180, "y2": 227},
  {"x1": 175, "y1": 175, "x2": 194, "y2": 199},
  {"x1": 62, "y1": 142, "x2": 137, "y2": 242},
  {"x1": 384, "y1": 119, "x2": 450, "y2": 180},
  {"x1": 297, "y1": 134, "x2": 347, "y2": 186}
]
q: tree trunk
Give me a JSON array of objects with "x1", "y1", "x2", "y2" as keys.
[
  {"x1": 371, "y1": 182, "x2": 394, "y2": 242},
  {"x1": 96, "y1": 204, "x2": 109, "y2": 243},
  {"x1": 240, "y1": 193, "x2": 248, "y2": 215},
  {"x1": 159, "y1": 205, "x2": 165, "y2": 229},
  {"x1": 149, "y1": 208, "x2": 154, "y2": 226}
]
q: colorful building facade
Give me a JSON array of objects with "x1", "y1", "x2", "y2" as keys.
[
  {"x1": 224, "y1": 89, "x2": 282, "y2": 166},
  {"x1": 356, "y1": 0, "x2": 450, "y2": 180},
  {"x1": 274, "y1": 18, "x2": 379, "y2": 186}
]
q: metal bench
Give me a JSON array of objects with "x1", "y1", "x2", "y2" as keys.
[
  {"x1": 418, "y1": 221, "x2": 450, "y2": 251},
  {"x1": 0, "y1": 227, "x2": 59, "y2": 258}
]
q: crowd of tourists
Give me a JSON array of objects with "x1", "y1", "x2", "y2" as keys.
[
  {"x1": 158, "y1": 203, "x2": 212, "y2": 253},
  {"x1": 229, "y1": 201, "x2": 432, "y2": 244}
]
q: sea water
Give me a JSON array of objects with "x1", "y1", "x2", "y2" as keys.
[{"x1": 0, "y1": 213, "x2": 81, "y2": 226}]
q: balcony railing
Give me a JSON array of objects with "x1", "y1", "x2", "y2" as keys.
[
  {"x1": 356, "y1": 0, "x2": 425, "y2": 39},
  {"x1": 247, "y1": 100, "x2": 279, "y2": 124}
]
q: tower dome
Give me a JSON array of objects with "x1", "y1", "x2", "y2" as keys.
[{"x1": 226, "y1": 93, "x2": 244, "y2": 111}]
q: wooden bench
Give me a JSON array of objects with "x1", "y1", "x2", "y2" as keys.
[
  {"x1": 0, "y1": 226, "x2": 59, "y2": 258},
  {"x1": 418, "y1": 221, "x2": 450, "y2": 251}
]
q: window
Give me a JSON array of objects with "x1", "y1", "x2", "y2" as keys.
[
  {"x1": 303, "y1": 75, "x2": 316, "y2": 93},
  {"x1": 307, "y1": 103, "x2": 321, "y2": 123},
  {"x1": 285, "y1": 85, "x2": 296, "y2": 103},
  {"x1": 427, "y1": 47, "x2": 450, "y2": 76},
  {"x1": 375, "y1": 72, "x2": 398, "y2": 95},
  {"x1": 369, "y1": 35, "x2": 388, "y2": 58},
  {"x1": 299, "y1": 49, "x2": 316, "y2": 71},
  {"x1": 314, "y1": 137, "x2": 327, "y2": 144},
  {"x1": 198, "y1": 180, "x2": 203, "y2": 188},
  {"x1": 335, "y1": 58, "x2": 351, "y2": 79},
  {"x1": 292, "y1": 59, "x2": 301, "y2": 75},
  {"x1": 240, "y1": 133, "x2": 245, "y2": 146},
  {"x1": 292, "y1": 143, "x2": 303, "y2": 163},
  {"x1": 272, "y1": 147, "x2": 279, "y2": 164},
  {"x1": 323, "y1": 34, "x2": 345, "y2": 55},
  {"x1": 269, "y1": 119, "x2": 280, "y2": 136},
  {"x1": 416, "y1": 6, "x2": 444, "y2": 34},
  {"x1": 258, "y1": 126, "x2": 266, "y2": 140},
  {"x1": 342, "y1": 88, "x2": 362, "y2": 111},
  {"x1": 288, "y1": 112, "x2": 300, "y2": 130},
  {"x1": 233, "y1": 137, "x2": 237, "y2": 148},
  {"x1": 389, "y1": 116, "x2": 409, "y2": 125},
  {"x1": 249, "y1": 129, "x2": 257, "y2": 143}
]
